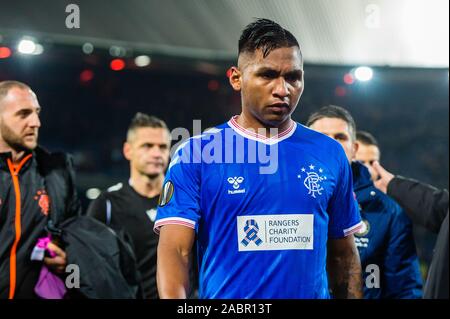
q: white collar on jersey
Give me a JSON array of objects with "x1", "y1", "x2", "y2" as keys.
[{"x1": 227, "y1": 115, "x2": 297, "y2": 145}]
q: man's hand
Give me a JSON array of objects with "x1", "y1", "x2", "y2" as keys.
[
  {"x1": 372, "y1": 161, "x2": 395, "y2": 194},
  {"x1": 43, "y1": 242, "x2": 67, "y2": 274}
]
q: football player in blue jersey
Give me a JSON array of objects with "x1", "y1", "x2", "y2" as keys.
[
  {"x1": 155, "y1": 19, "x2": 363, "y2": 299},
  {"x1": 307, "y1": 105, "x2": 423, "y2": 298}
]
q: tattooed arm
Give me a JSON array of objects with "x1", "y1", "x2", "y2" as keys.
[{"x1": 327, "y1": 235, "x2": 363, "y2": 299}]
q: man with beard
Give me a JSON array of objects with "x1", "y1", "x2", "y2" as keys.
[
  {"x1": 87, "y1": 113, "x2": 172, "y2": 299},
  {"x1": 0, "y1": 81, "x2": 81, "y2": 299}
]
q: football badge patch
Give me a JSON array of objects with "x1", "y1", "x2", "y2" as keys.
[
  {"x1": 158, "y1": 180, "x2": 174, "y2": 207},
  {"x1": 355, "y1": 219, "x2": 370, "y2": 237}
]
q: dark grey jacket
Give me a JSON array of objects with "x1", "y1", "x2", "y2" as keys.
[
  {"x1": 387, "y1": 177, "x2": 448, "y2": 299},
  {"x1": 0, "y1": 147, "x2": 81, "y2": 298}
]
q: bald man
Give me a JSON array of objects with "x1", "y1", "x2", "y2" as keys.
[{"x1": 0, "y1": 81, "x2": 80, "y2": 299}]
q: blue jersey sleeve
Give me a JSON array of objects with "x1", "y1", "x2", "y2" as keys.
[
  {"x1": 154, "y1": 139, "x2": 202, "y2": 234},
  {"x1": 328, "y1": 149, "x2": 362, "y2": 238}
]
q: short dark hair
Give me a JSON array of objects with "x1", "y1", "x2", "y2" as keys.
[
  {"x1": 239, "y1": 18, "x2": 301, "y2": 58},
  {"x1": 127, "y1": 113, "x2": 169, "y2": 141},
  {"x1": 306, "y1": 105, "x2": 357, "y2": 140},
  {"x1": 0, "y1": 80, "x2": 32, "y2": 102},
  {"x1": 356, "y1": 130, "x2": 379, "y2": 147}
]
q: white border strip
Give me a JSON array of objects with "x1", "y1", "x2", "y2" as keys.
[
  {"x1": 154, "y1": 217, "x2": 196, "y2": 234},
  {"x1": 228, "y1": 116, "x2": 297, "y2": 145},
  {"x1": 343, "y1": 221, "x2": 364, "y2": 237}
]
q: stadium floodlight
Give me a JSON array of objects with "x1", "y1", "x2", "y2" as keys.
[
  {"x1": 82, "y1": 43, "x2": 94, "y2": 54},
  {"x1": 110, "y1": 58, "x2": 125, "y2": 71},
  {"x1": 0, "y1": 47, "x2": 12, "y2": 59},
  {"x1": 86, "y1": 188, "x2": 101, "y2": 200},
  {"x1": 354, "y1": 66, "x2": 373, "y2": 82},
  {"x1": 109, "y1": 45, "x2": 127, "y2": 57},
  {"x1": 18, "y1": 39, "x2": 36, "y2": 54},
  {"x1": 17, "y1": 38, "x2": 44, "y2": 55},
  {"x1": 33, "y1": 44, "x2": 44, "y2": 55},
  {"x1": 134, "y1": 55, "x2": 151, "y2": 67}
]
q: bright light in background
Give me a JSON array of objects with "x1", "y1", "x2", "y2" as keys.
[
  {"x1": 110, "y1": 58, "x2": 125, "y2": 71},
  {"x1": 18, "y1": 39, "x2": 36, "y2": 54},
  {"x1": 86, "y1": 188, "x2": 101, "y2": 200},
  {"x1": 354, "y1": 66, "x2": 373, "y2": 82},
  {"x1": 0, "y1": 47, "x2": 12, "y2": 59},
  {"x1": 82, "y1": 42, "x2": 94, "y2": 54},
  {"x1": 80, "y1": 69, "x2": 94, "y2": 83},
  {"x1": 33, "y1": 44, "x2": 44, "y2": 55},
  {"x1": 335, "y1": 86, "x2": 347, "y2": 97},
  {"x1": 134, "y1": 55, "x2": 151, "y2": 67},
  {"x1": 343, "y1": 73, "x2": 355, "y2": 85},
  {"x1": 17, "y1": 38, "x2": 44, "y2": 55},
  {"x1": 401, "y1": 0, "x2": 449, "y2": 67},
  {"x1": 109, "y1": 45, "x2": 127, "y2": 57}
]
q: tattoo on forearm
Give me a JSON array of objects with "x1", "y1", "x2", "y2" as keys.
[
  {"x1": 330, "y1": 251, "x2": 363, "y2": 299},
  {"x1": 340, "y1": 256, "x2": 362, "y2": 298}
]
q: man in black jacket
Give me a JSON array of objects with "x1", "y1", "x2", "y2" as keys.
[
  {"x1": 87, "y1": 113, "x2": 172, "y2": 298},
  {"x1": 373, "y1": 161, "x2": 449, "y2": 299},
  {"x1": 0, "y1": 81, "x2": 81, "y2": 299}
]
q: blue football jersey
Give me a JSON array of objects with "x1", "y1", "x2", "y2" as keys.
[{"x1": 155, "y1": 117, "x2": 362, "y2": 299}]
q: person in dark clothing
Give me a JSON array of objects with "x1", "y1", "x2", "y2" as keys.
[
  {"x1": 87, "y1": 113, "x2": 171, "y2": 299},
  {"x1": 0, "y1": 81, "x2": 81, "y2": 299},
  {"x1": 373, "y1": 161, "x2": 449, "y2": 299},
  {"x1": 351, "y1": 162, "x2": 422, "y2": 298},
  {"x1": 355, "y1": 130, "x2": 381, "y2": 181},
  {"x1": 307, "y1": 105, "x2": 423, "y2": 298}
]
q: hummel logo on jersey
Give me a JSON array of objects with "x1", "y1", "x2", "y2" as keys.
[
  {"x1": 228, "y1": 176, "x2": 244, "y2": 189},
  {"x1": 227, "y1": 176, "x2": 246, "y2": 195}
]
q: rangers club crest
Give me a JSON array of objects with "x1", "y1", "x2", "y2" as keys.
[
  {"x1": 297, "y1": 164, "x2": 326, "y2": 198},
  {"x1": 34, "y1": 189, "x2": 50, "y2": 216}
]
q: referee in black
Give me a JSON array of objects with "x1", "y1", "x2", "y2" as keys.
[{"x1": 87, "y1": 113, "x2": 171, "y2": 299}]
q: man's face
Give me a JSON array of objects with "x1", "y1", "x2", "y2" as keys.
[
  {"x1": 230, "y1": 46, "x2": 304, "y2": 127},
  {"x1": 123, "y1": 127, "x2": 171, "y2": 178},
  {"x1": 309, "y1": 117, "x2": 357, "y2": 162},
  {"x1": 355, "y1": 142, "x2": 380, "y2": 181},
  {"x1": 0, "y1": 87, "x2": 41, "y2": 152}
]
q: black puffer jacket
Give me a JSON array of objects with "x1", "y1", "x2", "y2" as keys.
[
  {"x1": 58, "y1": 216, "x2": 142, "y2": 299},
  {"x1": 387, "y1": 176, "x2": 449, "y2": 299}
]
